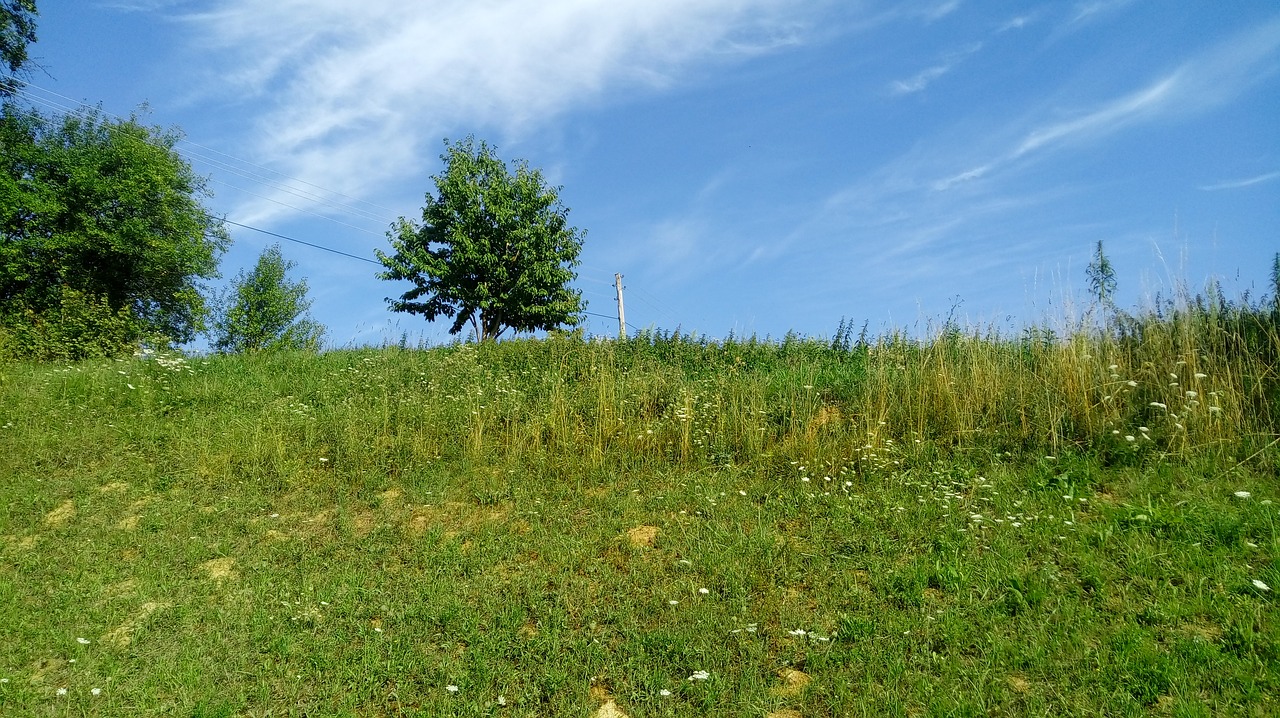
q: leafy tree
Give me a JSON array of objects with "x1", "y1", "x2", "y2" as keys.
[
  {"x1": 376, "y1": 136, "x2": 585, "y2": 342},
  {"x1": 209, "y1": 244, "x2": 324, "y2": 353},
  {"x1": 1271, "y1": 252, "x2": 1280, "y2": 314},
  {"x1": 0, "y1": 105, "x2": 228, "y2": 357},
  {"x1": 1, "y1": 0, "x2": 37, "y2": 97},
  {"x1": 1086, "y1": 240, "x2": 1117, "y2": 308}
]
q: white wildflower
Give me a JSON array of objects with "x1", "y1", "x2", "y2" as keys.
[
  {"x1": 1252, "y1": 579, "x2": 1271, "y2": 592},
  {"x1": 687, "y1": 670, "x2": 710, "y2": 681},
  {"x1": 1234, "y1": 491, "x2": 1251, "y2": 499}
]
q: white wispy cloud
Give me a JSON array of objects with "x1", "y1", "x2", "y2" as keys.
[
  {"x1": 1199, "y1": 171, "x2": 1280, "y2": 191},
  {"x1": 996, "y1": 13, "x2": 1036, "y2": 33},
  {"x1": 178, "y1": 0, "x2": 828, "y2": 226},
  {"x1": 942, "y1": 15, "x2": 1280, "y2": 189},
  {"x1": 778, "y1": 14, "x2": 1280, "y2": 313},
  {"x1": 98, "y1": 0, "x2": 192, "y2": 10},
  {"x1": 891, "y1": 41, "x2": 983, "y2": 95},
  {"x1": 1012, "y1": 73, "x2": 1178, "y2": 158},
  {"x1": 1068, "y1": 0, "x2": 1137, "y2": 26},
  {"x1": 923, "y1": 0, "x2": 963, "y2": 22}
]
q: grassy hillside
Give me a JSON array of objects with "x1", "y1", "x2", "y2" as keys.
[{"x1": 1, "y1": 308, "x2": 1277, "y2": 716}]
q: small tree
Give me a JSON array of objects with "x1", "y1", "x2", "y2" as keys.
[
  {"x1": 209, "y1": 244, "x2": 324, "y2": 353},
  {"x1": 376, "y1": 136, "x2": 585, "y2": 342},
  {"x1": 1271, "y1": 252, "x2": 1280, "y2": 315},
  {"x1": 1086, "y1": 240, "x2": 1118, "y2": 309}
]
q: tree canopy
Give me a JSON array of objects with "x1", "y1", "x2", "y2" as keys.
[
  {"x1": 0, "y1": 105, "x2": 228, "y2": 355},
  {"x1": 1, "y1": 0, "x2": 38, "y2": 96},
  {"x1": 209, "y1": 243, "x2": 324, "y2": 353},
  {"x1": 376, "y1": 136, "x2": 584, "y2": 342}
]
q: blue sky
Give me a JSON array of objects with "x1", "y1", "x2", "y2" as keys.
[{"x1": 21, "y1": 1, "x2": 1280, "y2": 346}]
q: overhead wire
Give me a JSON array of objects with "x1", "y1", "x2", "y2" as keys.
[
  {"x1": 10, "y1": 82, "x2": 672, "y2": 335},
  {"x1": 219, "y1": 218, "x2": 382, "y2": 266},
  {"x1": 12, "y1": 84, "x2": 399, "y2": 243}
]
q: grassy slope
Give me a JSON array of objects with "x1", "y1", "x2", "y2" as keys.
[{"x1": 0, "y1": 330, "x2": 1277, "y2": 717}]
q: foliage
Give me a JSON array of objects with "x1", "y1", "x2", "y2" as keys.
[
  {"x1": 0, "y1": 285, "x2": 144, "y2": 361},
  {"x1": 0, "y1": 0, "x2": 37, "y2": 96},
  {"x1": 376, "y1": 136, "x2": 584, "y2": 342},
  {"x1": 1086, "y1": 239, "x2": 1117, "y2": 309},
  {"x1": 1272, "y1": 252, "x2": 1280, "y2": 313},
  {"x1": 208, "y1": 243, "x2": 324, "y2": 353},
  {"x1": 0, "y1": 104, "x2": 228, "y2": 357}
]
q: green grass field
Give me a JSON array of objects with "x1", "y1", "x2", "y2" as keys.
[{"x1": 1, "y1": 315, "x2": 1277, "y2": 716}]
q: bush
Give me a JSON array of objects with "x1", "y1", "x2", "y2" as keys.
[{"x1": 0, "y1": 286, "x2": 145, "y2": 361}]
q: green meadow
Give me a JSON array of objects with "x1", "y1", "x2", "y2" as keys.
[{"x1": 1, "y1": 306, "x2": 1277, "y2": 716}]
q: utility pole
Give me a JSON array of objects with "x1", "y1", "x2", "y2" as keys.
[{"x1": 614, "y1": 273, "x2": 626, "y2": 339}]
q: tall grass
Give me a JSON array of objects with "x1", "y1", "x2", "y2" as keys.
[
  {"x1": 2, "y1": 292, "x2": 1277, "y2": 716},
  {"x1": 270, "y1": 297, "x2": 1275, "y2": 480}
]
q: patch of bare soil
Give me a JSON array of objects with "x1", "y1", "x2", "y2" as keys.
[
  {"x1": 625, "y1": 525, "x2": 660, "y2": 548},
  {"x1": 589, "y1": 685, "x2": 613, "y2": 702},
  {"x1": 202, "y1": 557, "x2": 238, "y2": 581},
  {"x1": 1181, "y1": 621, "x2": 1222, "y2": 641},
  {"x1": 99, "y1": 481, "x2": 129, "y2": 494},
  {"x1": 592, "y1": 700, "x2": 629, "y2": 718},
  {"x1": 406, "y1": 501, "x2": 511, "y2": 538},
  {"x1": 102, "y1": 579, "x2": 138, "y2": 598},
  {"x1": 352, "y1": 509, "x2": 378, "y2": 537},
  {"x1": 1007, "y1": 675, "x2": 1031, "y2": 693},
  {"x1": 28, "y1": 657, "x2": 67, "y2": 685},
  {"x1": 43, "y1": 500, "x2": 76, "y2": 527},
  {"x1": 767, "y1": 710, "x2": 804, "y2": 718},
  {"x1": 102, "y1": 601, "x2": 167, "y2": 648},
  {"x1": 772, "y1": 669, "x2": 811, "y2": 697}
]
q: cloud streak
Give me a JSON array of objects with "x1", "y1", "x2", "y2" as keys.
[
  {"x1": 934, "y1": 15, "x2": 1280, "y2": 192},
  {"x1": 181, "y1": 0, "x2": 828, "y2": 226},
  {"x1": 890, "y1": 42, "x2": 982, "y2": 95},
  {"x1": 1199, "y1": 171, "x2": 1280, "y2": 191}
]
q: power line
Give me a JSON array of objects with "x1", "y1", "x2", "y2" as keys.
[
  {"x1": 582, "y1": 310, "x2": 641, "y2": 332},
  {"x1": 207, "y1": 177, "x2": 387, "y2": 237},
  {"x1": 10, "y1": 83, "x2": 660, "y2": 335},
  {"x1": 11, "y1": 84, "x2": 398, "y2": 246},
  {"x1": 220, "y1": 218, "x2": 382, "y2": 266}
]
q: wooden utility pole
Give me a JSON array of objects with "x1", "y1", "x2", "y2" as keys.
[{"x1": 614, "y1": 273, "x2": 626, "y2": 339}]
